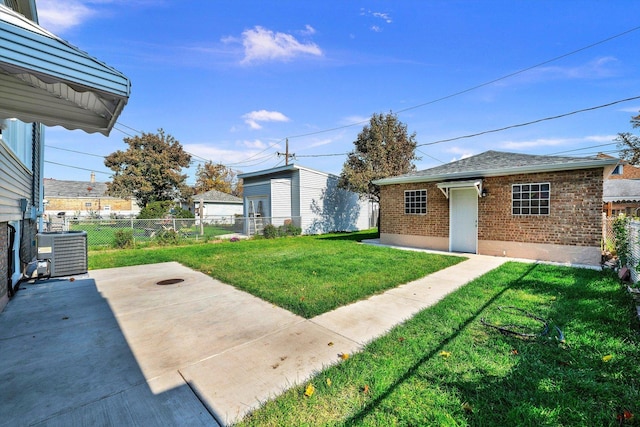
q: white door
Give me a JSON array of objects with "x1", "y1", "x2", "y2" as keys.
[{"x1": 450, "y1": 188, "x2": 478, "y2": 253}]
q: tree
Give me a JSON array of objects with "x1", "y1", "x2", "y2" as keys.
[
  {"x1": 195, "y1": 161, "x2": 234, "y2": 194},
  {"x1": 104, "y1": 129, "x2": 192, "y2": 207},
  {"x1": 616, "y1": 111, "x2": 640, "y2": 164},
  {"x1": 338, "y1": 112, "x2": 419, "y2": 202}
]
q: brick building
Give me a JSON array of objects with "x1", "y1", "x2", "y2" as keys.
[
  {"x1": 374, "y1": 151, "x2": 618, "y2": 265},
  {"x1": 44, "y1": 176, "x2": 140, "y2": 221}
]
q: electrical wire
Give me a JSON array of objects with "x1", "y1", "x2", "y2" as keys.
[
  {"x1": 44, "y1": 160, "x2": 111, "y2": 175},
  {"x1": 283, "y1": 25, "x2": 640, "y2": 141}
]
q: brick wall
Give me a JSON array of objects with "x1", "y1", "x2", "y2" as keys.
[
  {"x1": 380, "y1": 182, "x2": 449, "y2": 237},
  {"x1": 46, "y1": 197, "x2": 135, "y2": 213},
  {"x1": 380, "y1": 168, "x2": 604, "y2": 248}
]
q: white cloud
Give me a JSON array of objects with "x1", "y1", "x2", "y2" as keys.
[
  {"x1": 372, "y1": 12, "x2": 392, "y2": 23},
  {"x1": 371, "y1": 26, "x2": 382, "y2": 33},
  {"x1": 619, "y1": 106, "x2": 640, "y2": 113},
  {"x1": 230, "y1": 26, "x2": 323, "y2": 64},
  {"x1": 184, "y1": 140, "x2": 281, "y2": 166},
  {"x1": 242, "y1": 109, "x2": 290, "y2": 130},
  {"x1": 37, "y1": 0, "x2": 96, "y2": 33},
  {"x1": 501, "y1": 135, "x2": 616, "y2": 150},
  {"x1": 302, "y1": 25, "x2": 316, "y2": 35}
]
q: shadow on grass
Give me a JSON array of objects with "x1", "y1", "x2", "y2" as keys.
[
  {"x1": 345, "y1": 264, "x2": 638, "y2": 426},
  {"x1": 314, "y1": 230, "x2": 379, "y2": 242},
  {"x1": 342, "y1": 263, "x2": 541, "y2": 425}
]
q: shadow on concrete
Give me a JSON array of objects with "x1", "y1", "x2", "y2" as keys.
[{"x1": 0, "y1": 276, "x2": 218, "y2": 426}]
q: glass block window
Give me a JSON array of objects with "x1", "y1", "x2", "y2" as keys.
[
  {"x1": 512, "y1": 183, "x2": 550, "y2": 215},
  {"x1": 405, "y1": 189, "x2": 427, "y2": 214}
]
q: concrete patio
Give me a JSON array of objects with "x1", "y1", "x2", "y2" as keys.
[{"x1": 0, "y1": 255, "x2": 508, "y2": 426}]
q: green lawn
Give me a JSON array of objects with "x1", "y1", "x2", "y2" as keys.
[
  {"x1": 237, "y1": 262, "x2": 640, "y2": 426},
  {"x1": 89, "y1": 230, "x2": 465, "y2": 318}
]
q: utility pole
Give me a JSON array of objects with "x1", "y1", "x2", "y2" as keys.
[{"x1": 277, "y1": 138, "x2": 295, "y2": 165}]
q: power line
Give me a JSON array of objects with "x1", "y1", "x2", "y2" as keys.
[
  {"x1": 45, "y1": 144, "x2": 106, "y2": 158},
  {"x1": 44, "y1": 160, "x2": 111, "y2": 175},
  {"x1": 416, "y1": 95, "x2": 640, "y2": 147},
  {"x1": 547, "y1": 142, "x2": 618, "y2": 155},
  {"x1": 283, "y1": 25, "x2": 640, "y2": 141}
]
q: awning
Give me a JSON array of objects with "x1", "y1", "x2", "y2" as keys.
[
  {"x1": 437, "y1": 179, "x2": 484, "y2": 199},
  {"x1": 0, "y1": 5, "x2": 130, "y2": 136}
]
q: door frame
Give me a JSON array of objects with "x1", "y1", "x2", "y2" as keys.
[{"x1": 448, "y1": 187, "x2": 478, "y2": 254}]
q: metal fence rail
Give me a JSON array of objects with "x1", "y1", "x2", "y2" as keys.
[{"x1": 44, "y1": 215, "x2": 303, "y2": 248}]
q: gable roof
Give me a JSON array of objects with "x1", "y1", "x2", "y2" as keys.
[
  {"x1": 603, "y1": 179, "x2": 640, "y2": 203},
  {"x1": 44, "y1": 178, "x2": 111, "y2": 198},
  {"x1": 374, "y1": 150, "x2": 618, "y2": 185},
  {"x1": 193, "y1": 189, "x2": 242, "y2": 203}
]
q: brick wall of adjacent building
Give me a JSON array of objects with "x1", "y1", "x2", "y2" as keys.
[
  {"x1": 380, "y1": 168, "x2": 604, "y2": 248},
  {"x1": 46, "y1": 197, "x2": 136, "y2": 213}
]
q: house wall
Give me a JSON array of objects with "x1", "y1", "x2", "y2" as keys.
[
  {"x1": 380, "y1": 168, "x2": 604, "y2": 265},
  {"x1": 201, "y1": 202, "x2": 242, "y2": 217},
  {"x1": 0, "y1": 140, "x2": 31, "y2": 222},
  {"x1": 270, "y1": 178, "x2": 292, "y2": 223},
  {"x1": 0, "y1": 221, "x2": 8, "y2": 312},
  {"x1": 45, "y1": 197, "x2": 137, "y2": 216}
]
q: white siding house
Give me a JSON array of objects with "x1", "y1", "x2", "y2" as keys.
[
  {"x1": 0, "y1": 0, "x2": 130, "y2": 312},
  {"x1": 238, "y1": 164, "x2": 375, "y2": 235}
]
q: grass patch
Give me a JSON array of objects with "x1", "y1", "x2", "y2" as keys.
[
  {"x1": 89, "y1": 230, "x2": 464, "y2": 318},
  {"x1": 237, "y1": 262, "x2": 640, "y2": 426}
]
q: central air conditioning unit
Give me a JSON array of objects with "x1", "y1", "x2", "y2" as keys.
[{"x1": 36, "y1": 231, "x2": 88, "y2": 277}]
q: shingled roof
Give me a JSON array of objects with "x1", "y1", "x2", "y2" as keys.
[
  {"x1": 604, "y1": 179, "x2": 640, "y2": 203},
  {"x1": 193, "y1": 189, "x2": 242, "y2": 203},
  {"x1": 374, "y1": 150, "x2": 619, "y2": 185},
  {"x1": 44, "y1": 178, "x2": 111, "y2": 198}
]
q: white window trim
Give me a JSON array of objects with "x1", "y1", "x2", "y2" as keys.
[
  {"x1": 404, "y1": 189, "x2": 428, "y2": 215},
  {"x1": 512, "y1": 182, "x2": 550, "y2": 216}
]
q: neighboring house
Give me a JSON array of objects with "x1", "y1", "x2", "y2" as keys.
[
  {"x1": 190, "y1": 189, "x2": 243, "y2": 220},
  {"x1": 598, "y1": 153, "x2": 640, "y2": 217},
  {"x1": 0, "y1": 0, "x2": 130, "y2": 311},
  {"x1": 373, "y1": 150, "x2": 618, "y2": 266},
  {"x1": 603, "y1": 179, "x2": 640, "y2": 217},
  {"x1": 44, "y1": 175, "x2": 140, "y2": 220},
  {"x1": 238, "y1": 164, "x2": 375, "y2": 235}
]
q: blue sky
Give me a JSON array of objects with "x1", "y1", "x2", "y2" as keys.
[{"x1": 38, "y1": 0, "x2": 640, "y2": 185}]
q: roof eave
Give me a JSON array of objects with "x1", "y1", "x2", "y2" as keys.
[{"x1": 374, "y1": 159, "x2": 618, "y2": 186}]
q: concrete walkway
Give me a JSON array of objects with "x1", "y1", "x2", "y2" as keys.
[{"x1": 0, "y1": 252, "x2": 508, "y2": 426}]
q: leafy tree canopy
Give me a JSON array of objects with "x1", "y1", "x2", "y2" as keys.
[
  {"x1": 616, "y1": 111, "x2": 640, "y2": 164},
  {"x1": 194, "y1": 161, "x2": 243, "y2": 196},
  {"x1": 338, "y1": 112, "x2": 419, "y2": 202},
  {"x1": 104, "y1": 129, "x2": 192, "y2": 207}
]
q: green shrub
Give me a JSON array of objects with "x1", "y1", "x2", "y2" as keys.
[
  {"x1": 613, "y1": 214, "x2": 630, "y2": 267},
  {"x1": 155, "y1": 228, "x2": 179, "y2": 245},
  {"x1": 279, "y1": 223, "x2": 302, "y2": 237},
  {"x1": 137, "y1": 201, "x2": 173, "y2": 219},
  {"x1": 263, "y1": 224, "x2": 279, "y2": 239},
  {"x1": 113, "y1": 229, "x2": 134, "y2": 249},
  {"x1": 171, "y1": 206, "x2": 194, "y2": 218}
]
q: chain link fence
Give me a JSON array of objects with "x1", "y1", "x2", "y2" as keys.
[{"x1": 43, "y1": 215, "x2": 303, "y2": 249}]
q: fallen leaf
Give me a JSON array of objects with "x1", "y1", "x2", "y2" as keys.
[
  {"x1": 69, "y1": 277, "x2": 75, "y2": 282},
  {"x1": 439, "y1": 351, "x2": 451, "y2": 358},
  {"x1": 398, "y1": 337, "x2": 406, "y2": 343},
  {"x1": 327, "y1": 342, "x2": 334, "y2": 346},
  {"x1": 326, "y1": 378, "x2": 332, "y2": 386},
  {"x1": 304, "y1": 383, "x2": 315, "y2": 397},
  {"x1": 362, "y1": 384, "x2": 370, "y2": 394},
  {"x1": 339, "y1": 353, "x2": 350, "y2": 360},
  {"x1": 602, "y1": 354, "x2": 613, "y2": 362},
  {"x1": 462, "y1": 402, "x2": 473, "y2": 413},
  {"x1": 511, "y1": 349, "x2": 518, "y2": 355}
]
